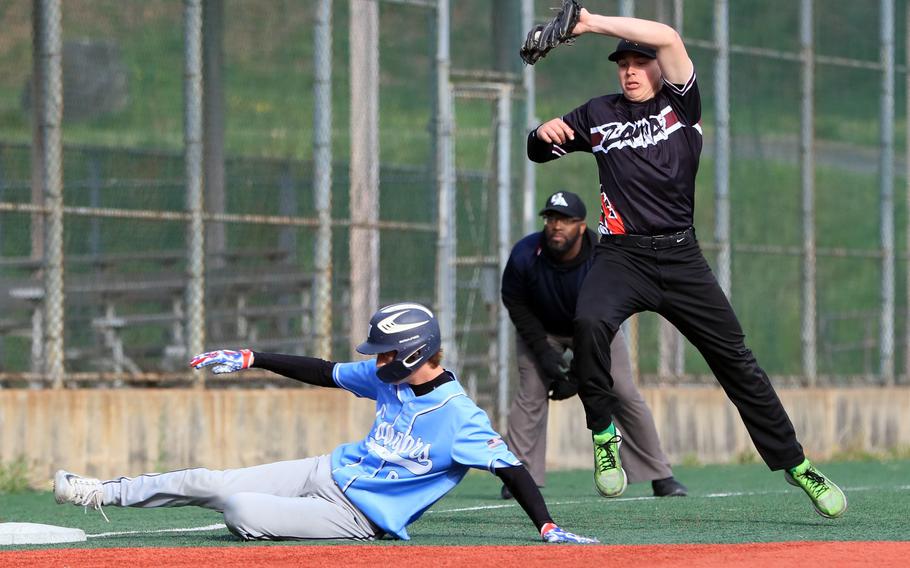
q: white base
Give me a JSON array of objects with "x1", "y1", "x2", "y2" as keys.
[{"x1": 0, "y1": 522, "x2": 86, "y2": 545}]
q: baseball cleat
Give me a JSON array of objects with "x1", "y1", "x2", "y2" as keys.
[
  {"x1": 785, "y1": 459, "x2": 847, "y2": 519},
  {"x1": 592, "y1": 431, "x2": 627, "y2": 497},
  {"x1": 54, "y1": 469, "x2": 109, "y2": 522},
  {"x1": 652, "y1": 476, "x2": 688, "y2": 497}
]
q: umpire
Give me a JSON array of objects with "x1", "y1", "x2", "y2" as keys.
[{"x1": 500, "y1": 190, "x2": 686, "y2": 499}]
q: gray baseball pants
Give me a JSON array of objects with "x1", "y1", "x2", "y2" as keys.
[
  {"x1": 504, "y1": 332, "x2": 673, "y2": 486},
  {"x1": 100, "y1": 454, "x2": 379, "y2": 540}
]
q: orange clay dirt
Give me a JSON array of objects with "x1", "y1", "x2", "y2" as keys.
[{"x1": 1, "y1": 541, "x2": 908, "y2": 568}]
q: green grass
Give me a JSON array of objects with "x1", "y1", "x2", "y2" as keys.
[{"x1": 1, "y1": 459, "x2": 908, "y2": 549}]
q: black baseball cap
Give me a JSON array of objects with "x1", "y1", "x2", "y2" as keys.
[
  {"x1": 607, "y1": 39, "x2": 657, "y2": 62},
  {"x1": 539, "y1": 190, "x2": 586, "y2": 219}
]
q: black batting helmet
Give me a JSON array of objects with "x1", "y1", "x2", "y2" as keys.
[{"x1": 356, "y1": 302, "x2": 441, "y2": 383}]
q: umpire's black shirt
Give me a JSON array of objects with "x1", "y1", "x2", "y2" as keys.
[
  {"x1": 501, "y1": 229, "x2": 597, "y2": 344},
  {"x1": 527, "y1": 72, "x2": 703, "y2": 236}
]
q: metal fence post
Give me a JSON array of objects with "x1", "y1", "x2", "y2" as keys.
[
  {"x1": 879, "y1": 0, "x2": 895, "y2": 385},
  {"x1": 37, "y1": 0, "x2": 65, "y2": 388},
  {"x1": 714, "y1": 0, "x2": 731, "y2": 297},
  {"x1": 618, "y1": 0, "x2": 639, "y2": 382},
  {"x1": 496, "y1": 83, "x2": 513, "y2": 430},
  {"x1": 674, "y1": 1, "x2": 684, "y2": 34},
  {"x1": 434, "y1": 0, "x2": 457, "y2": 371},
  {"x1": 620, "y1": 0, "x2": 635, "y2": 17},
  {"x1": 313, "y1": 0, "x2": 334, "y2": 359},
  {"x1": 800, "y1": 0, "x2": 818, "y2": 385},
  {"x1": 657, "y1": 0, "x2": 687, "y2": 380},
  {"x1": 906, "y1": 0, "x2": 910, "y2": 385},
  {"x1": 184, "y1": 0, "x2": 206, "y2": 384},
  {"x1": 349, "y1": 0, "x2": 380, "y2": 356},
  {"x1": 521, "y1": 0, "x2": 537, "y2": 235}
]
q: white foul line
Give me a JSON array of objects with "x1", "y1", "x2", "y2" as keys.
[{"x1": 87, "y1": 523, "x2": 227, "y2": 539}]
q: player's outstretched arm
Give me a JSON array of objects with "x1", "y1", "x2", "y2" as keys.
[
  {"x1": 495, "y1": 465, "x2": 598, "y2": 543},
  {"x1": 189, "y1": 349, "x2": 254, "y2": 374},
  {"x1": 572, "y1": 8, "x2": 692, "y2": 85},
  {"x1": 190, "y1": 350, "x2": 338, "y2": 387}
]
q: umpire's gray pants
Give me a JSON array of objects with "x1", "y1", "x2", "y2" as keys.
[
  {"x1": 504, "y1": 332, "x2": 673, "y2": 486},
  {"x1": 101, "y1": 455, "x2": 379, "y2": 540}
]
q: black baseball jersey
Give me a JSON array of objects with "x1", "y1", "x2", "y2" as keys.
[{"x1": 527, "y1": 72, "x2": 702, "y2": 235}]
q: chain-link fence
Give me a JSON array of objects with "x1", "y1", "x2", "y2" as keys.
[
  {"x1": 1, "y1": 1, "x2": 909, "y2": 423},
  {"x1": 0, "y1": 0, "x2": 514, "y2": 402}
]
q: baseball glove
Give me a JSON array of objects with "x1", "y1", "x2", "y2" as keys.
[{"x1": 519, "y1": 0, "x2": 583, "y2": 65}]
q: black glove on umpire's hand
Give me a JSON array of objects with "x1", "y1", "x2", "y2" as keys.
[
  {"x1": 548, "y1": 376, "x2": 578, "y2": 400},
  {"x1": 532, "y1": 340, "x2": 568, "y2": 386}
]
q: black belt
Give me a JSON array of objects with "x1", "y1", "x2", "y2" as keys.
[{"x1": 601, "y1": 227, "x2": 695, "y2": 250}]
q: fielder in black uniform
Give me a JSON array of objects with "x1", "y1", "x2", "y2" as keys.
[
  {"x1": 501, "y1": 189, "x2": 685, "y2": 499},
  {"x1": 526, "y1": 8, "x2": 846, "y2": 518}
]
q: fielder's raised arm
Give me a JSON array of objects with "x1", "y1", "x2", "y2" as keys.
[{"x1": 570, "y1": 9, "x2": 692, "y2": 85}]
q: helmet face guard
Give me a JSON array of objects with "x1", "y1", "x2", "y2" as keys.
[{"x1": 356, "y1": 302, "x2": 441, "y2": 383}]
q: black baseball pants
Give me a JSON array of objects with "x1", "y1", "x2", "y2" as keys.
[{"x1": 573, "y1": 229, "x2": 806, "y2": 471}]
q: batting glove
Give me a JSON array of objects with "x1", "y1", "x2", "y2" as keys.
[
  {"x1": 540, "y1": 522, "x2": 599, "y2": 544},
  {"x1": 189, "y1": 349, "x2": 254, "y2": 374}
]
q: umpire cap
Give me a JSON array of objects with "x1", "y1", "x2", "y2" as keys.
[
  {"x1": 608, "y1": 39, "x2": 657, "y2": 62},
  {"x1": 539, "y1": 190, "x2": 586, "y2": 219}
]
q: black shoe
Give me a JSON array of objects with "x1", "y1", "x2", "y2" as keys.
[
  {"x1": 652, "y1": 477, "x2": 688, "y2": 497},
  {"x1": 500, "y1": 485, "x2": 513, "y2": 500}
]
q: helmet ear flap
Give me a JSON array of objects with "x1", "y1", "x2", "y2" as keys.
[{"x1": 376, "y1": 361, "x2": 411, "y2": 383}]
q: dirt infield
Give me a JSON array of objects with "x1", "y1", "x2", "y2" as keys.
[{"x1": 2, "y1": 541, "x2": 908, "y2": 567}]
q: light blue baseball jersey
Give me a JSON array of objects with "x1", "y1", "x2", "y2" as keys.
[{"x1": 330, "y1": 360, "x2": 521, "y2": 540}]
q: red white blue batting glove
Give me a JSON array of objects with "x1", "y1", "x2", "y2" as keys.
[
  {"x1": 189, "y1": 349, "x2": 254, "y2": 374},
  {"x1": 540, "y1": 522, "x2": 599, "y2": 544}
]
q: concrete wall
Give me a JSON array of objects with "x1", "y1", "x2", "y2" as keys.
[
  {"x1": 547, "y1": 386, "x2": 910, "y2": 470},
  {"x1": 1, "y1": 386, "x2": 908, "y2": 486},
  {"x1": 0, "y1": 388, "x2": 376, "y2": 485}
]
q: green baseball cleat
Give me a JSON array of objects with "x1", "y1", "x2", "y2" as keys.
[
  {"x1": 785, "y1": 459, "x2": 847, "y2": 519},
  {"x1": 592, "y1": 431, "x2": 627, "y2": 497}
]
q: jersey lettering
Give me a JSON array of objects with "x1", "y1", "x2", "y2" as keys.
[
  {"x1": 367, "y1": 421, "x2": 433, "y2": 475},
  {"x1": 590, "y1": 105, "x2": 681, "y2": 155}
]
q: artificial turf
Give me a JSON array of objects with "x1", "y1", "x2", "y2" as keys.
[{"x1": 1, "y1": 459, "x2": 908, "y2": 550}]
